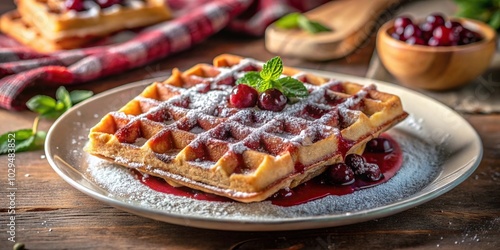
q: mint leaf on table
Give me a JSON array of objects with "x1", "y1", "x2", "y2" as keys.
[
  {"x1": 25, "y1": 95, "x2": 57, "y2": 115},
  {"x1": 69, "y1": 90, "x2": 94, "y2": 104},
  {"x1": 26, "y1": 86, "x2": 94, "y2": 119},
  {"x1": 0, "y1": 87, "x2": 94, "y2": 155},
  {"x1": 236, "y1": 56, "x2": 308, "y2": 98},
  {"x1": 275, "y1": 12, "x2": 331, "y2": 34},
  {"x1": 0, "y1": 129, "x2": 46, "y2": 155},
  {"x1": 56, "y1": 86, "x2": 72, "y2": 110}
]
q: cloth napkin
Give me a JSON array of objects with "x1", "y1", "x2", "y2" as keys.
[{"x1": 0, "y1": 0, "x2": 329, "y2": 111}]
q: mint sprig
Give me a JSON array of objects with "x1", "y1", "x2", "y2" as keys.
[
  {"x1": 0, "y1": 126, "x2": 46, "y2": 155},
  {"x1": 275, "y1": 12, "x2": 332, "y2": 34},
  {"x1": 0, "y1": 87, "x2": 93, "y2": 155},
  {"x1": 454, "y1": 0, "x2": 500, "y2": 30},
  {"x1": 26, "y1": 87, "x2": 93, "y2": 119},
  {"x1": 236, "y1": 56, "x2": 308, "y2": 98}
]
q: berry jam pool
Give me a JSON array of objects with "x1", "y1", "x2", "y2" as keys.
[{"x1": 134, "y1": 133, "x2": 403, "y2": 206}]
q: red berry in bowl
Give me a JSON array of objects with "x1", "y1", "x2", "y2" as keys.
[
  {"x1": 390, "y1": 14, "x2": 482, "y2": 47},
  {"x1": 258, "y1": 88, "x2": 287, "y2": 112},
  {"x1": 406, "y1": 36, "x2": 426, "y2": 45},
  {"x1": 394, "y1": 16, "x2": 413, "y2": 30},
  {"x1": 229, "y1": 84, "x2": 258, "y2": 108},
  {"x1": 403, "y1": 24, "x2": 422, "y2": 40},
  {"x1": 365, "y1": 138, "x2": 393, "y2": 153},
  {"x1": 425, "y1": 13, "x2": 445, "y2": 27},
  {"x1": 391, "y1": 32, "x2": 406, "y2": 41},
  {"x1": 394, "y1": 16, "x2": 413, "y2": 36},
  {"x1": 432, "y1": 25, "x2": 458, "y2": 46},
  {"x1": 326, "y1": 163, "x2": 355, "y2": 185},
  {"x1": 459, "y1": 29, "x2": 481, "y2": 45}
]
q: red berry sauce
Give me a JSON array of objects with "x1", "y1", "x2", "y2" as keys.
[{"x1": 135, "y1": 133, "x2": 403, "y2": 207}]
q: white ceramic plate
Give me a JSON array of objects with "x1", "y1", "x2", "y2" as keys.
[{"x1": 45, "y1": 72, "x2": 482, "y2": 231}]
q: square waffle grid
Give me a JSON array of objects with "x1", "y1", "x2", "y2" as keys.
[{"x1": 85, "y1": 54, "x2": 408, "y2": 202}]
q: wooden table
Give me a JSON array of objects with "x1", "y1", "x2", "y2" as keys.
[{"x1": 1, "y1": 2, "x2": 499, "y2": 249}]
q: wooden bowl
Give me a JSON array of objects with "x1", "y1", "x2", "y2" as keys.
[{"x1": 376, "y1": 18, "x2": 497, "y2": 90}]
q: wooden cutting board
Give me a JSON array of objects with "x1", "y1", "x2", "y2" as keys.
[{"x1": 265, "y1": 0, "x2": 402, "y2": 61}]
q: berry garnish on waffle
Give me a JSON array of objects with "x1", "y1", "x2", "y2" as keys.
[{"x1": 85, "y1": 54, "x2": 408, "y2": 203}]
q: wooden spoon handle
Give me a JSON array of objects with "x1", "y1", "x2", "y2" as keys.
[{"x1": 265, "y1": 0, "x2": 402, "y2": 61}]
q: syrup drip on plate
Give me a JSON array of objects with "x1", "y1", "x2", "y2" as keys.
[{"x1": 135, "y1": 133, "x2": 403, "y2": 207}]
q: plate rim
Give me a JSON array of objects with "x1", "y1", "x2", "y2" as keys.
[{"x1": 45, "y1": 72, "x2": 483, "y2": 231}]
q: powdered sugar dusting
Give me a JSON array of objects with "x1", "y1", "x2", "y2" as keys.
[{"x1": 86, "y1": 130, "x2": 443, "y2": 220}]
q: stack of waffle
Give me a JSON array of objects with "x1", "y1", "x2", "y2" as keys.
[
  {"x1": 85, "y1": 54, "x2": 409, "y2": 203},
  {"x1": 0, "y1": 0, "x2": 171, "y2": 52}
]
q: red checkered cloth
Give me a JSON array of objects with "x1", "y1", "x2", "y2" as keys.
[{"x1": 0, "y1": 0, "x2": 328, "y2": 110}]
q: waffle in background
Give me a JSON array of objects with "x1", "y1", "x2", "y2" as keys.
[
  {"x1": 0, "y1": 0, "x2": 171, "y2": 52},
  {"x1": 84, "y1": 54, "x2": 409, "y2": 203}
]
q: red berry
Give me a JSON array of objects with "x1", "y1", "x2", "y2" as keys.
[
  {"x1": 459, "y1": 28, "x2": 482, "y2": 45},
  {"x1": 363, "y1": 163, "x2": 383, "y2": 181},
  {"x1": 403, "y1": 24, "x2": 422, "y2": 40},
  {"x1": 406, "y1": 36, "x2": 426, "y2": 45},
  {"x1": 420, "y1": 14, "x2": 445, "y2": 40},
  {"x1": 326, "y1": 163, "x2": 355, "y2": 185},
  {"x1": 229, "y1": 84, "x2": 258, "y2": 108},
  {"x1": 432, "y1": 25, "x2": 457, "y2": 46},
  {"x1": 366, "y1": 138, "x2": 394, "y2": 153},
  {"x1": 391, "y1": 32, "x2": 406, "y2": 41},
  {"x1": 425, "y1": 13, "x2": 445, "y2": 27},
  {"x1": 257, "y1": 89, "x2": 287, "y2": 112},
  {"x1": 344, "y1": 154, "x2": 366, "y2": 173},
  {"x1": 65, "y1": 0, "x2": 84, "y2": 11},
  {"x1": 427, "y1": 37, "x2": 439, "y2": 46},
  {"x1": 394, "y1": 16, "x2": 413, "y2": 30}
]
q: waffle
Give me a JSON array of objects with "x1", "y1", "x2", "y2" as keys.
[
  {"x1": 85, "y1": 54, "x2": 409, "y2": 203},
  {"x1": 0, "y1": 0, "x2": 171, "y2": 52},
  {"x1": 0, "y1": 11, "x2": 96, "y2": 52}
]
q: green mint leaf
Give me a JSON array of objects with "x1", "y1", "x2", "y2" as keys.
[
  {"x1": 277, "y1": 77, "x2": 309, "y2": 97},
  {"x1": 237, "y1": 57, "x2": 309, "y2": 99},
  {"x1": 489, "y1": 10, "x2": 500, "y2": 29},
  {"x1": 41, "y1": 109, "x2": 65, "y2": 119},
  {"x1": 298, "y1": 15, "x2": 331, "y2": 34},
  {"x1": 236, "y1": 71, "x2": 261, "y2": 88},
  {"x1": 56, "y1": 86, "x2": 72, "y2": 110},
  {"x1": 26, "y1": 95, "x2": 57, "y2": 115},
  {"x1": 69, "y1": 90, "x2": 94, "y2": 104},
  {"x1": 256, "y1": 80, "x2": 273, "y2": 93},
  {"x1": 260, "y1": 56, "x2": 283, "y2": 81},
  {"x1": 275, "y1": 12, "x2": 301, "y2": 29},
  {"x1": 0, "y1": 129, "x2": 46, "y2": 155}
]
